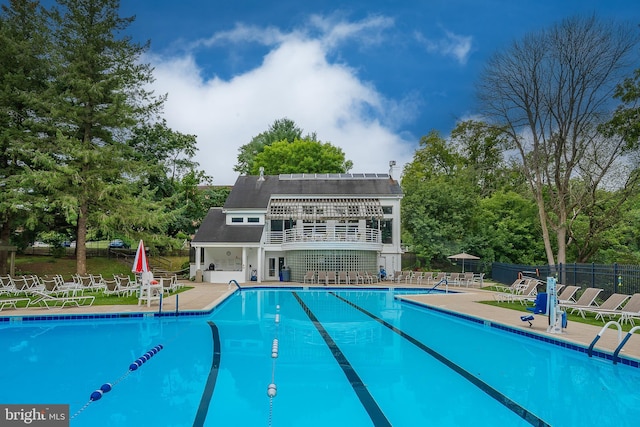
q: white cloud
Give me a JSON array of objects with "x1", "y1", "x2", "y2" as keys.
[
  {"x1": 414, "y1": 29, "x2": 473, "y2": 65},
  {"x1": 147, "y1": 17, "x2": 415, "y2": 185}
]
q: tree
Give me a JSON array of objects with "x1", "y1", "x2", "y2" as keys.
[
  {"x1": 127, "y1": 120, "x2": 214, "y2": 239},
  {"x1": 234, "y1": 118, "x2": 303, "y2": 174},
  {"x1": 38, "y1": 0, "x2": 165, "y2": 274},
  {"x1": 476, "y1": 191, "x2": 545, "y2": 265},
  {"x1": 401, "y1": 131, "x2": 482, "y2": 267},
  {"x1": 477, "y1": 15, "x2": 640, "y2": 267},
  {"x1": 250, "y1": 139, "x2": 353, "y2": 175},
  {"x1": 449, "y1": 120, "x2": 520, "y2": 197},
  {"x1": 0, "y1": 0, "x2": 52, "y2": 273}
]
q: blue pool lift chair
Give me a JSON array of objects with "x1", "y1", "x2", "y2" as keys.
[{"x1": 521, "y1": 292, "x2": 548, "y2": 327}]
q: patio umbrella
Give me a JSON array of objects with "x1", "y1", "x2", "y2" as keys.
[
  {"x1": 447, "y1": 252, "x2": 480, "y2": 273},
  {"x1": 132, "y1": 240, "x2": 149, "y2": 273}
]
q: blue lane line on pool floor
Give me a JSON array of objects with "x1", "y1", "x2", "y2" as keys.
[
  {"x1": 331, "y1": 292, "x2": 550, "y2": 427},
  {"x1": 193, "y1": 321, "x2": 221, "y2": 427},
  {"x1": 292, "y1": 291, "x2": 392, "y2": 427}
]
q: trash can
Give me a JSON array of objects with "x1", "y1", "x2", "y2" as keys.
[{"x1": 281, "y1": 266, "x2": 291, "y2": 282}]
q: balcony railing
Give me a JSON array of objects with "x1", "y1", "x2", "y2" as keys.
[{"x1": 265, "y1": 227, "x2": 380, "y2": 245}]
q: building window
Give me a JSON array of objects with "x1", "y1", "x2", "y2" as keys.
[
  {"x1": 382, "y1": 206, "x2": 393, "y2": 215},
  {"x1": 248, "y1": 217, "x2": 260, "y2": 223},
  {"x1": 347, "y1": 205, "x2": 359, "y2": 216},
  {"x1": 231, "y1": 217, "x2": 244, "y2": 223},
  {"x1": 381, "y1": 219, "x2": 393, "y2": 244}
]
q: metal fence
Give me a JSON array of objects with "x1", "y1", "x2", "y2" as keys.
[{"x1": 491, "y1": 262, "x2": 640, "y2": 298}]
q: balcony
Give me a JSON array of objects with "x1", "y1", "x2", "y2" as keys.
[{"x1": 265, "y1": 227, "x2": 382, "y2": 251}]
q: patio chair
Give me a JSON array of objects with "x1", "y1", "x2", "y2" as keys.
[
  {"x1": 303, "y1": 271, "x2": 315, "y2": 284},
  {"x1": 12, "y1": 276, "x2": 34, "y2": 296},
  {"x1": 448, "y1": 273, "x2": 461, "y2": 286},
  {"x1": 492, "y1": 278, "x2": 526, "y2": 293},
  {"x1": 359, "y1": 271, "x2": 374, "y2": 284},
  {"x1": 404, "y1": 271, "x2": 415, "y2": 283},
  {"x1": 559, "y1": 287, "x2": 603, "y2": 315},
  {"x1": 494, "y1": 279, "x2": 540, "y2": 303},
  {"x1": 348, "y1": 271, "x2": 362, "y2": 285},
  {"x1": 0, "y1": 276, "x2": 17, "y2": 296},
  {"x1": 574, "y1": 293, "x2": 631, "y2": 320},
  {"x1": 159, "y1": 275, "x2": 180, "y2": 295},
  {"x1": 410, "y1": 272, "x2": 424, "y2": 285},
  {"x1": 326, "y1": 271, "x2": 337, "y2": 285},
  {"x1": 611, "y1": 293, "x2": 640, "y2": 325},
  {"x1": 317, "y1": 271, "x2": 328, "y2": 286},
  {"x1": 337, "y1": 271, "x2": 348, "y2": 285},
  {"x1": 557, "y1": 285, "x2": 580, "y2": 304},
  {"x1": 75, "y1": 274, "x2": 103, "y2": 293},
  {"x1": 90, "y1": 274, "x2": 106, "y2": 292},
  {"x1": 102, "y1": 278, "x2": 126, "y2": 297},
  {"x1": 431, "y1": 272, "x2": 446, "y2": 285},
  {"x1": 28, "y1": 290, "x2": 95, "y2": 309},
  {"x1": 418, "y1": 272, "x2": 432, "y2": 285},
  {"x1": 40, "y1": 277, "x2": 61, "y2": 294},
  {"x1": 463, "y1": 272, "x2": 475, "y2": 287},
  {"x1": 114, "y1": 275, "x2": 138, "y2": 296},
  {"x1": 0, "y1": 297, "x2": 31, "y2": 311}
]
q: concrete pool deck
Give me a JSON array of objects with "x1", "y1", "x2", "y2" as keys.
[{"x1": 3, "y1": 280, "x2": 640, "y2": 363}]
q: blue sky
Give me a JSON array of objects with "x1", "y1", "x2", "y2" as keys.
[{"x1": 31, "y1": 1, "x2": 640, "y2": 183}]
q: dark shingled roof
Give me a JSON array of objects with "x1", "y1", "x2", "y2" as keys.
[
  {"x1": 224, "y1": 175, "x2": 403, "y2": 209},
  {"x1": 192, "y1": 208, "x2": 263, "y2": 243}
]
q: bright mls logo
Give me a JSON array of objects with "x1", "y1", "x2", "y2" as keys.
[{"x1": 1, "y1": 404, "x2": 68, "y2": 426}]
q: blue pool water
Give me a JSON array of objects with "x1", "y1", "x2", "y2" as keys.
[{"x1": 1, "y1": 289, "x2": 639, "y2": 426}]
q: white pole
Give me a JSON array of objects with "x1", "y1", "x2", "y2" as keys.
[{"x1": 546, "y1": 276, "x2": 564, "y2": 334}]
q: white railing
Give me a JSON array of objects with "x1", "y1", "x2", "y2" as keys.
[{"x1": 265, "y1": 227, "x2": 380, "y2": 245}]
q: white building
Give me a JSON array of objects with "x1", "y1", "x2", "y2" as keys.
[{"x1": 190, "y1": 172, "x2": 403, "y2": 283}]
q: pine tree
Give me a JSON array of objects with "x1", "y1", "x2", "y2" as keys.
[
  {"x1": 45, "y1": 0, "x2": 165, "y2": 274},
  {"x1": 0, "y1": 0, "x2": 52, "y2": 273}
]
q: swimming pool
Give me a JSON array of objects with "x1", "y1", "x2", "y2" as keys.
[{"x1": 1, "y1": 289, "x2": 639, "y2": 426}]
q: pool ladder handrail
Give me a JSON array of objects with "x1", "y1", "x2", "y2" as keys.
[
  {"x1": 427, "y1": 278, "x2": 448, "y2": 294},
  {"x1": 613, "y1": 325, "x2": 640, "y2": 365},
  {"x1": 587, "y1": 320, "x2": 623, "y2": 358},
  {"x1": 229, "y1": 280, "x2": 241, "y2": 290}
]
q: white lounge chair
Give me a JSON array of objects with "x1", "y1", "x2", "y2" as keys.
[
  {"x1": 492, "y1": 278, "x2": 526, "y2": 293},
  {"x1": 574, "y1": 293, "x2": 631, "y2": 321},
  {"x1": 559, "y1": 287, "x2": 603, "y2": 317},
  {"x1": 613, "y1": 294, "x2": 640, "y2": 325},
  {"x1": 494, "y1": 280, "x2": 540, "y2": 304},
  {"x1": 0, "y1": 276, "x2": 17, "y2": 296},
  {"x1": 113, "y1": 275, "x2": 138, "y2": 296},
  {"x1": 557, "y1": 285, "x2": 580, "y2": 304},
  {"x1": 29, "y1": 290, "x2": 95, "y2": 309},
  {"x1": 0, "y1": 297, "x2": 31, "y2": 311}
]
